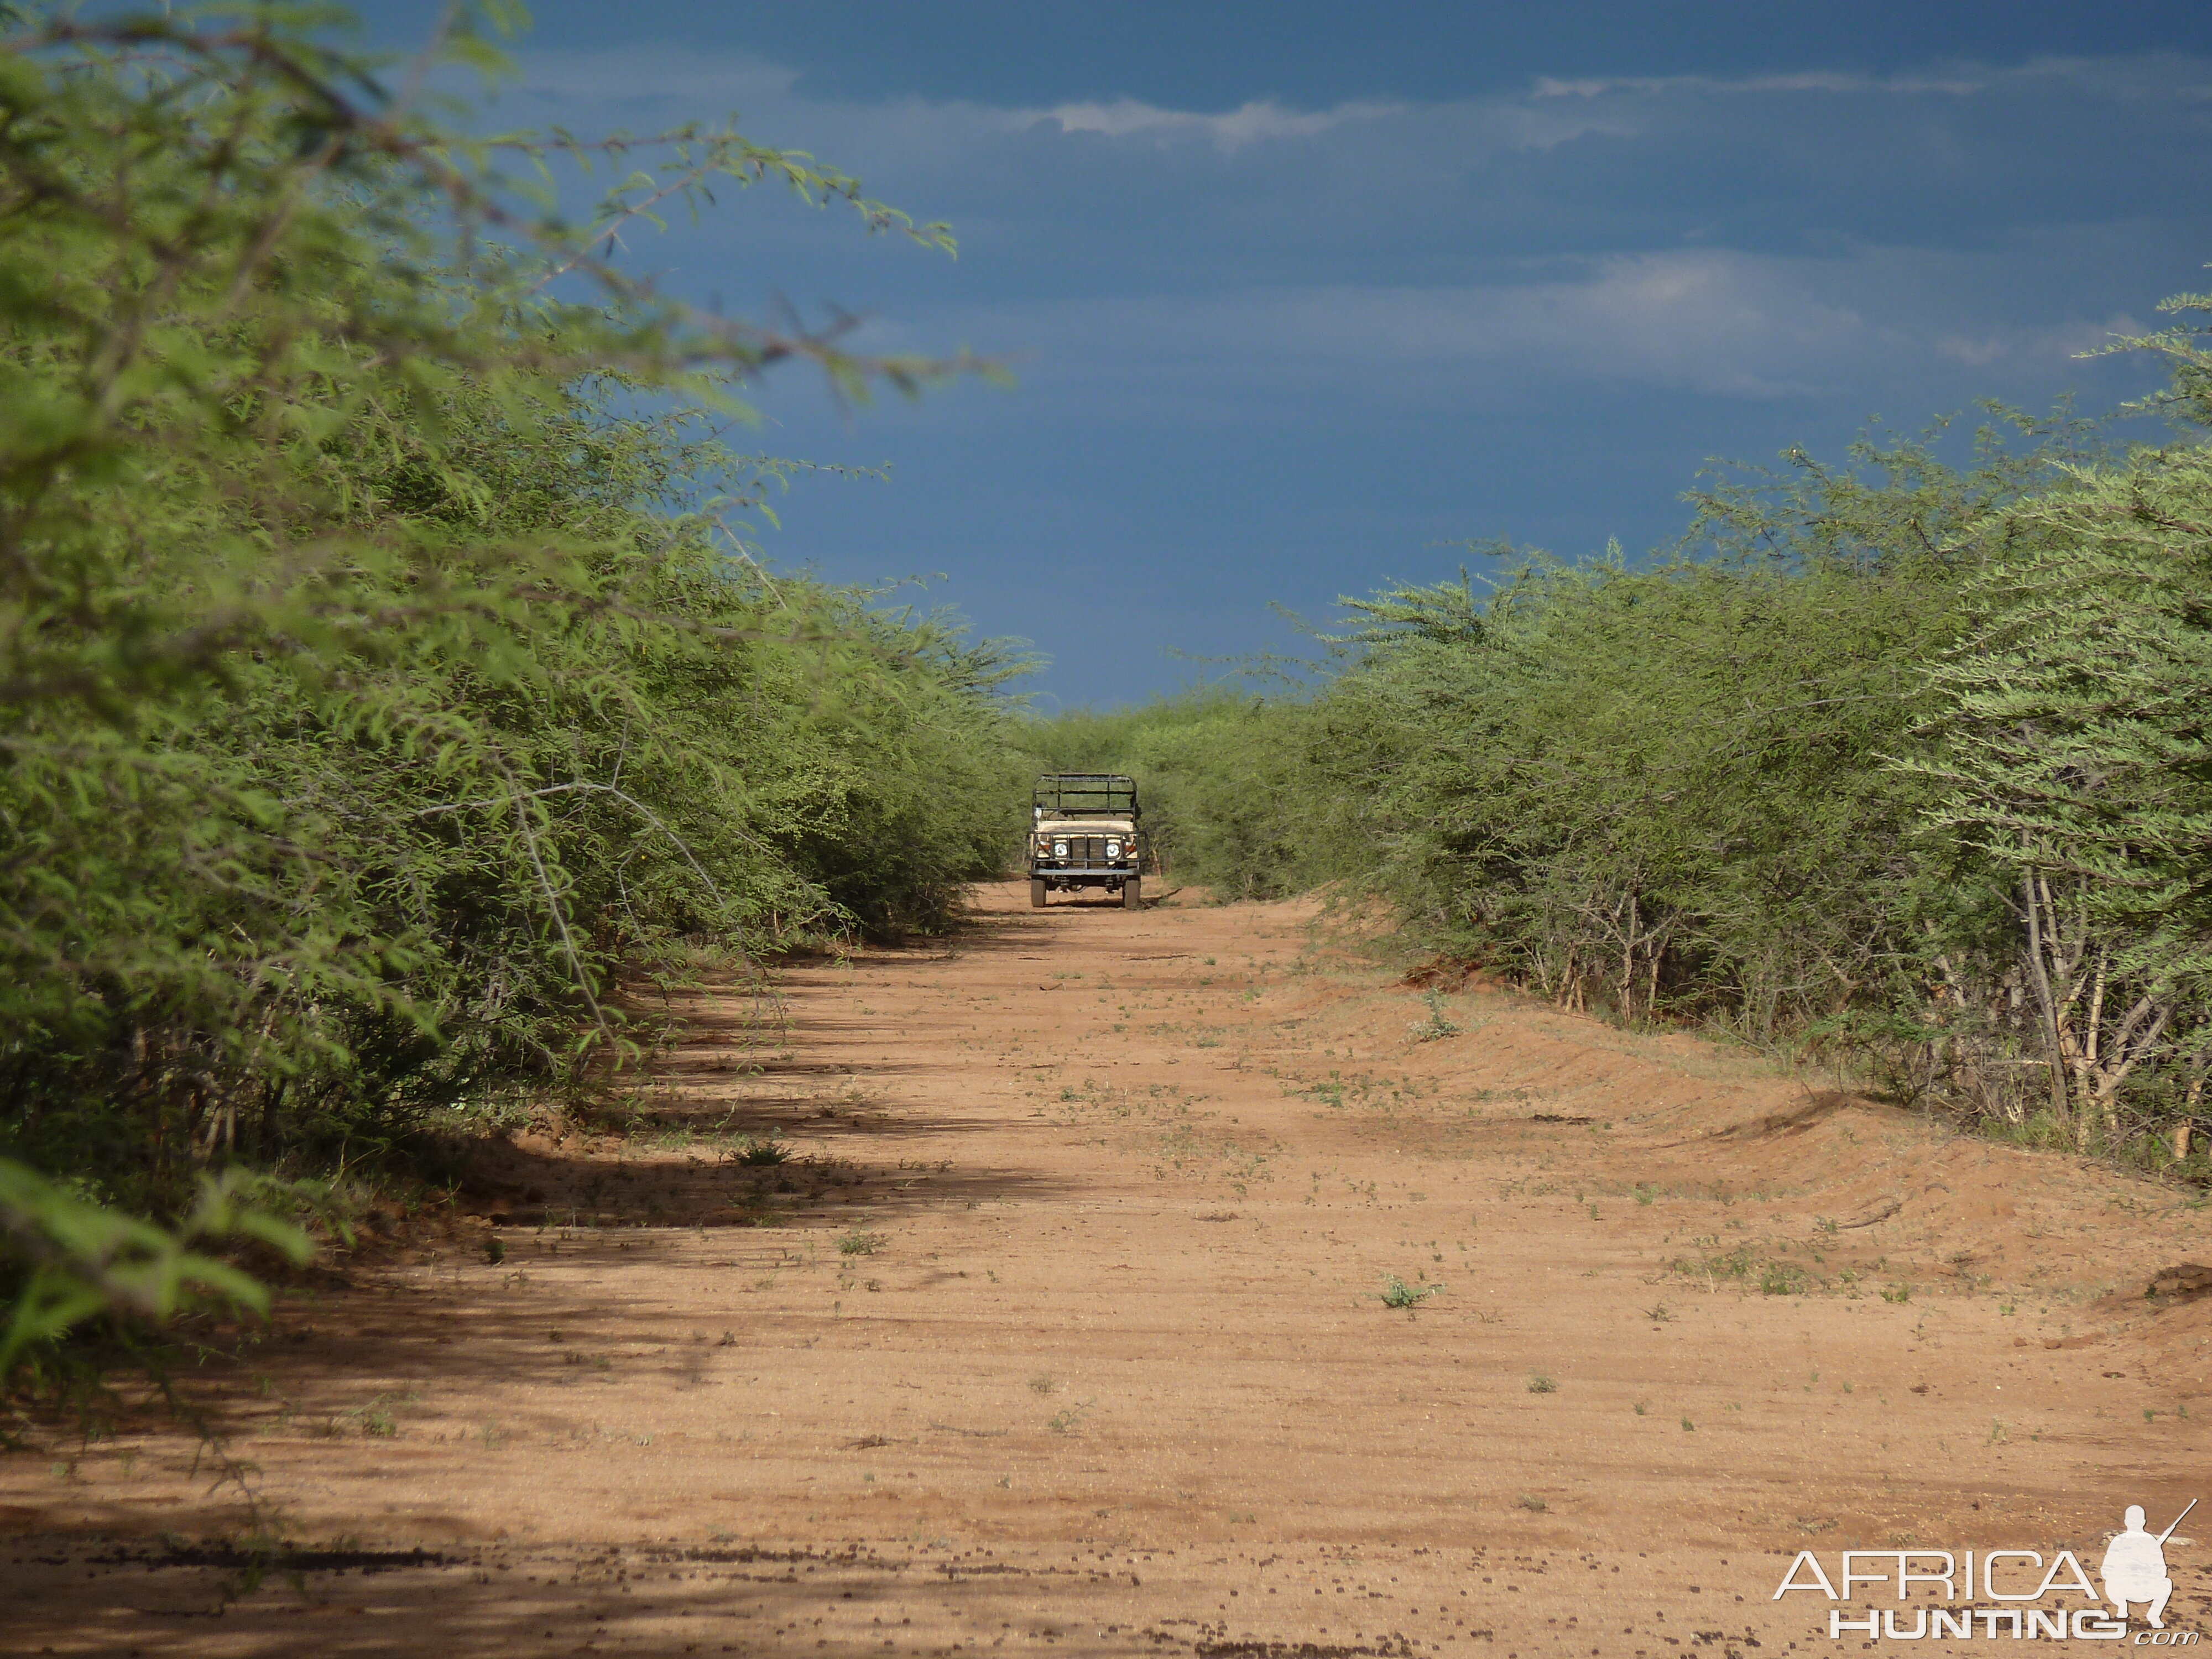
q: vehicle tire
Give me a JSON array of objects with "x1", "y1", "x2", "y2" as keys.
[
  {"x1": 1030, "y1": 878, "x2": 1047, "y2": 909},
  {"x1": 1121, "y1": 876, "x2": 1141, "y2": 910}
]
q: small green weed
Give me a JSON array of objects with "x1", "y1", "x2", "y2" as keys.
[
  {"x1": 733, "y1": 1137, "x2": 789, "y2": 1167},
  {"x1": 1407, "y1": 993, "x2": 1462, "y2": 1043},
  {"x1": 1527, "y1": 1374, "x2": 1558, "y2": 1395},
  {"x1": 838, "y1": 1229, "x2": 885, "y2": 1256},
  {"x1": 1380, "y1": 1276, "x2": 1444, "y2": 1310},
  {"x1": 1047, "y1": 1399, "x2": 1095, "y2": 1436}
]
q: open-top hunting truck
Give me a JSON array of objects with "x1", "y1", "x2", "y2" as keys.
[{"x1": 1028, "y1": 774, "x2": 1142, "y2": 909}]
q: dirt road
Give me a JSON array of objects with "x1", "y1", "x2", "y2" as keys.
[{"x1": 6, "y1": 882, "x2": 2211, "y2": 1655}]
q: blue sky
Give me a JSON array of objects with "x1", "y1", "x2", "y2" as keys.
[{"x1": 379, "y1": 2, "x2": 2212, "y2": 703}]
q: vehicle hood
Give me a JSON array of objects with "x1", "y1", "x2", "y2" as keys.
[{"x1": 1036, "y1": 816, "x2": 1136, "y2": 834}]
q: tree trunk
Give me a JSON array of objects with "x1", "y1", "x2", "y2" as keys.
[{"x1": 2018, "y1": 870, "x2": 2074, "y2": 1133}]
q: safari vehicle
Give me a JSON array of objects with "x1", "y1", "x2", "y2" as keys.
[{"x1": 1028, "y1": 774, "x2": 1142, "y2": 909}]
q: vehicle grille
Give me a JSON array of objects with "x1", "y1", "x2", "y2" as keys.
[{"x1": 1042, "y1": 835, "x2": 1131, "y2": 868}]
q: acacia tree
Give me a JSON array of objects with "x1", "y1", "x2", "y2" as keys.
[
  {"x1": 1919, "y1": 298, "x2": 2212, "y2": 1148},
  {"x1": 0, "y1": 2, "x2": 1021, "y2": 1379}
]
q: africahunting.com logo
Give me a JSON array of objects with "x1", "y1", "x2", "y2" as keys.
[{"x1": 1773, "y1": 1500, "x2": 2197, "y2": 1643}]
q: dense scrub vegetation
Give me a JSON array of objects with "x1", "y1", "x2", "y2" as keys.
[
  {"x1": 1, "y1": 5, "x2": 1025, "y2": 1381},
  {"x1": 1038, "y1": 342, "x2": 2212, "y2": 1169}
]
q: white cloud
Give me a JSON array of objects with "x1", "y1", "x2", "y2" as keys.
[
  {"x1": 1934, "y1": 316, "x2": 2143, "y2": 368},
  {"x1": 924, "y1": 246, "x2": 2163, "y2": 410},
  {"x1": 486, "y1": 39, "x2": 2206, "y2": 411},
  {"x1": 1206, "y1": 252, "x2": 1892, "y2": 397},
  {"x1": 1018, "y1": 96, "x2": 1402, "y2": 151},
  {"x1": 1531, "y1": 71, "x2": 1986, "y2": 99},
  {"x1": 494, "y1": 42, "x2": 2212, "y2": 183}
]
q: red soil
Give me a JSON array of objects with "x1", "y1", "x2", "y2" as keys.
[{"x1": 3, "y1": 881, "x2": 2209, "y2": 1655}]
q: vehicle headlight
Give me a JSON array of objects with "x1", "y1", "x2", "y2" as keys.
[
  {"x1": 1105, "y1": 839, "x2": 1123, "y2": 860},
  {"x1": 1052, "y1": 839, "x2": 1068, "y2": 858}
]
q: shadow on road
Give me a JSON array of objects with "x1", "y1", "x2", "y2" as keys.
[{"x1": 0, "y1": 1532, "x2": 1202, "y2": 1659}]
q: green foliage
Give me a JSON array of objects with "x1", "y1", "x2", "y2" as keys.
[
  {"x1": 1311, "y1": 384, "x2": 2204, "y2": 1146},
  {"x1": 1321, "y1": 549, "x2": 1950, "y2": 1031},
  {"x1": 1912, "y1": 306, "x2": 2212, "y2": 1140},
  {"x1": 0, "y1": 1159, "x2": 310, "y2": 1385},
  {"x1": 1316, "y1": 413, "x2": 2086, "y2": 1042},
  {"x1": 0, "y1": 4, "x2": 1023, "y2": 1378}
]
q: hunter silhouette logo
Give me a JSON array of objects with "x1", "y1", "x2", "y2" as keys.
[
  {"x1": 1773, "y1": 1498, "x2": 2199, "y2": 1642},
  {"x1": 2105, "y1": 1500, "x2": 2193, "y2": 1630}
]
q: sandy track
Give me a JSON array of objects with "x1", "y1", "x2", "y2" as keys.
[{"x1": 6, "y1": 881, "x2": 2211, "y2": 1655}]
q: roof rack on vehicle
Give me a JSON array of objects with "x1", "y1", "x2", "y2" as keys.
[{"x1": 1032, "y1": 773, "x2": 1139, "y2": 815}]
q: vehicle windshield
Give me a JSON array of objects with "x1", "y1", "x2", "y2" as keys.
[{"x1": 1034, "y1": 774, "x2": 1138, "y2": 817}]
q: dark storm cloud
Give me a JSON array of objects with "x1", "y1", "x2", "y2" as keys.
[{"x1": 420, "y1": 25, "x2": 2211, "y2": 695}]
